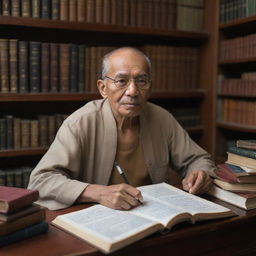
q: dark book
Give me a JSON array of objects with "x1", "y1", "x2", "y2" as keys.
[
  {"x1": 59, "y1": 43, "x2": 70, "y2": 92},
  {"x1": 19, "y1": 41, "x2": 29, "y2": 93},
  {"x1": 237, "y1": 140, "x2": 256, "y2": 151},
  {"x1": 0, "y1": 186, "x2": 39, "y2": 214},
  {"x1": 32, "y1": 0, "x2": 40, "y2": 18},
  {"x1": 2, "y1": 0, "x2": 10, "y2": 16},
  {"x1": 0, "y1": 118, "x2": 7, "y2": 150},
  {"x1": 48, "y1": 115, "x2": 56, "y2": 145},
  {"x1": 70, "y1": 44, "x2": 78, "y2": 92},
  {"x1": 0, "y1": 221, "x2": 49, "y2": 248},
  {"x1": 69, "y1": 0, "x2": 77, "y2": 21},
  {"x1": 30, "y1": 119, "x2": 39, "y2": 148},
  {"x1": 38, "y1": 115, "x2": 48, "y2": 147},
  {"x1": 9, "y1": 39, "x2": 18, "y2": 93},
  {"x1": 22, "y1": 166, "x2": 33, "y2": 188},
  {"x1": 14, "y1": 169, "x2": 23, "y2": 188},
  {"x1": 11, "y1": 0, "x2": 20, "y2": 16},
  {"x1": 208, "y1": 185, "x2": 256, "y2": 210},
  {"x1": 13, "y1": 117, "x2": 21, "y2": 149},
  {"x1": 21, "y1": 0, "x2": 31, "y2": 17},
  {"x1": 51, "y1": 0, "x2": 60, "y2": 20},
  {"x1": 95, "y1": 0, "x2": 103, "y2": 24},
  {"x1": 0, "y1": 207, "x2": 45, "y2": 236},
  {"x1": 0, "y1": 39, "x2": 10, "y2": 93},
  {"x1": 78, "y1": 45, "x2": 85, "y2": 92},
  {"x1": 86, "y1": 0, "x2": 95, "y2": 23},
  {"x1": 228, "y1": 146, "x2": 256, "y2": 160},
  {"x1": 41, "y1": 0, "x2": 51, "y2": 19},
  {"x1": 30, "y1": 41, "x2": 41, "y2": 93},
  {"x1": 60, "y1": 0, "x2": 69, "y2": 21},
  {"x1": 0, "y1": 171, "x2": 6, "y2": 186},
  {"x1": 5, "y1": 115, "x2": 13, "y2": 150},
  {"x1": 41, "y1": 42, "x2": 50, "y2": 92},
  {"x1": 50, "y1": 43, "x2": 59, "y2": 92},
  {"x1": 21, "y1": 119, "x2": 30, "y2": 148},
  {"x1": 6, "y1": 170, "x2": 15, "y2": 187},
  {"x1": 0, "y1": 204, "x2": 41, "y2": 222}
]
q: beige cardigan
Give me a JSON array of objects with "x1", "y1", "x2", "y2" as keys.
[{"x1": 28, "y1": 99, "x2": 215, "y2": 210}]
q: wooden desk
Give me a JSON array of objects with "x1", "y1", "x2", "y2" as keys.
[{"x1": 1, "y1": 197, "x2": 256, "y2": 256}]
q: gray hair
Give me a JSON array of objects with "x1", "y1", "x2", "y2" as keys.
[{"x1": 100, "y1": 47, "x2": 151, "y2": 79}]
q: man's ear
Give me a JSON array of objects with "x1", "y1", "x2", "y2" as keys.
[{"x1": 97, "y1": 80, "x2": 108, "y2": 98}]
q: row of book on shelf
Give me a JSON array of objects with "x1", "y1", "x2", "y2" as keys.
[
  {"x1": 220, "y1": 33, "x2": 256, "y2": 61},
  {"x1": 208, "y1": 140, "x2": 256, "y2": 210},
  {"x1": 218, "y1": 98, "x2": 256, "y2": 126},
  {"x1": 0, "y1": 186, "x2": 48, "y2": 247},
  {"x1": 220, "y1": 0, "x2": 256, "y2": 23},
  {"x1": 219, "y1": 72, "x2": 256, "y2": 97},
  {"x1": 0, "y1": 38, "x2": 200, "y2": 94},
  {"x1": 0, "y1": 114, "x2": 67, "y2": 151},
  {"x1": 0, "y1": 0, "x2": 204, "y2": 32}
]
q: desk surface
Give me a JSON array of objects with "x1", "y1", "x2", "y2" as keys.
[{"x1": 1, "y1": 196, "x2": 256, "y2": 256}]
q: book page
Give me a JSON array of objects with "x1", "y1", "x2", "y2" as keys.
[
  {"x1": 138, "y1": 183, "x2": 231, "y2": 215},
  {"x1": 54, "y1": 204, "x2": 159, "y2": 243}
]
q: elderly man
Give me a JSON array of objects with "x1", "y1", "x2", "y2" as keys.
[{"x1": 28, "y1": 47, "x2": 214, "y2": 211}]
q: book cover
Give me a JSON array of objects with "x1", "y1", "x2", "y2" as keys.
[
  {"x1": 227, "y1": 152, "x2": 256, "y2": 170},
  {"x1": 52, "y1": 183, "x2": 235, "y2": 254},
  {"x1": 228, "y1": 146, "x2": 256, "y2": 160},
  {"x1": 0, "y1": 221, "x2": 49, "y2": 248},
  {"x1": 237, "y1": 140, "x2": 256, "y2": 150},
  {"x1": 208, "y1": 185, "x2": 256, "y2": 210},
  {"x1": 0, "y1": 186, "x2": 39, "y2": 214}
]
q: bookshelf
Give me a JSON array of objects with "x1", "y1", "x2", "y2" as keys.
[
  {"x1": 216, "y1": 0, "x2": 256, "y2": 163},
  {"x1": 0, "y1": 0, "x2": 218, "y2": 187}
]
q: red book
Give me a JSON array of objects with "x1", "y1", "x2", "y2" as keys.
[{"x1": 0, "y1": 186, "x2": 39, "y2": 214}]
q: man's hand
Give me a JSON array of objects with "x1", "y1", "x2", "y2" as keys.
[
  {"x1": 182, "y1": 170, "x2": 212, "y2": 194},
  {"x1": 77, "y1": 183, "x2": 143, "y2": 210}
]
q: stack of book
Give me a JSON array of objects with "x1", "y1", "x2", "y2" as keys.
[
  {"x1": 0, "y1": 186, "x2": 49, "y2": 247},
  {"x1": 208, "y1": 140, "x2": 256, "y2": 210}
]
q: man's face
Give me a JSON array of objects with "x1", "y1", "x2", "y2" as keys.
[{"x1": 99, "y1": 50, "x2": 151, "y2": 120}]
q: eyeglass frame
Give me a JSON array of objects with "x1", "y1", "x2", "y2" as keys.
[{"x1": 104, "y1": 75, "x2": 151, "y2": 90}]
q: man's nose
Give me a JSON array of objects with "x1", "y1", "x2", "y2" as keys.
[{"x1": 125, "y1": 80, "x2": 139, "y2": 96}]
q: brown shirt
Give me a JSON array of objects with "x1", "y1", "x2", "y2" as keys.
[{"x1": 109, "y1": 141, "x2": 152, "y2": 187}]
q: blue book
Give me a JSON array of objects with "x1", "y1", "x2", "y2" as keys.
[{"x1": 0, "y1": 221, "x2": 49, "y2": 247}]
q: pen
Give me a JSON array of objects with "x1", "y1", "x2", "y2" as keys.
[{"x1": 115, "y1": 162, "x2": 143, "y2": 205}]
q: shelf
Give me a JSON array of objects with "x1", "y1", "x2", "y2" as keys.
[
  {"x1": 217, "y1": 93, "x2": 256, "y2": 99},
  {"x1": 0, "y1": 90, "x2": 205, "y2": 102},
  {"x1": 0, "y1": 148, "x2": 48, "y2": 157},
  {"x1": 219, "y1": 16, "x2": 256, "y2": 30},
  {"x1": 219, "y1": 57, "x2": 256, "y2": 65},
  {"x1": 0, "y1": 16, "x2": 209, "y2": 40},
  {"x1": 217, "y1": 121, "x2": 256, "y2": 133},
  {"x1": 185, "y1": 125, "x2": 204, "y2": 134}
]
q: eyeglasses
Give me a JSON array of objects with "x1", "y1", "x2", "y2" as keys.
[{"x1": 104, "y1": 75, "x2": 151, "y2": 90}]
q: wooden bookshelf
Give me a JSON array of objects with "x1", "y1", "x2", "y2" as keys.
[{"x1": 0, "y1": 0, "x2": 218, "y2": 185}]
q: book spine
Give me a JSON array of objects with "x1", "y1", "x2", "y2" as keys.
[
  {"x1": 0, "y1": 221, "x2": 49, "y2": 248},
  {"x1": 14, "y1": 169, "x2": 23, "y2": 188},
  {"x1": 48, "y1": 115, "x2": 56, "y2": 144},
  {"x1": 13, "y1": 117, "x2": 21, "y2": 149},
  {"x1": 70, "y1": 44, "x2": 78, "y2": 92},
  {"x1": 50, "y1": 43, "x2": 59, "y2": 92},
  {"x1": 0, "y1": 119, "x2": 7, "y2": 150},
  {"x1": 29, "y1": 41, "x2": 41, "y2": 93},
  {"x1": 78, "y1": 45, "x2": 85, "y2": 92},
  {"x1": 59, "y1": 43, "x2": 70, "y2": 92},
  {"x1": 11, "y1": 0, "x2": 20, "y2": 16},
  {"x1": 41, "y1": 42, "x2": 50, "y2": 92},
  {"x1": 30, "y1": 120, "x2": 39, "y2": 148},
  {"x1": 9, "y1": 39, "x2": 18, "y2": 93},
  {"x1": 21, "y1": 0, "x2": 31, "y2": 17},
  {"x1": 38, "y1": 115, "x2": 48, "y2": 147},
  {"x1": 60, "y1": 0, "x2": 69, "y2": 21},
  {"x1": 77, "y1": 0, "x2": 85, "y2": 21},
  {"x1": 19, "y1": 41, "x2": 29, "y2": 93},
  {"x1": 0, "y1": 39, "x2": 10, "y2": 93},
  {"x1": 5, "y1": 115, "x2": 14, "y2": 149},
  {"x1": 51, "y1": 0, "x2": 60, "y2": 20},
  {"x1": 229, "y1": 146, "x2": 256, "y2": 160},
  {"x1": 2, "y1": 0, "x2": 10, "y2": 16},
  {"x1": 21, "y1": 119, "x2": 30, "y2": 148},
  {"x1": 41, "y1": 0, "x2": 51, "y2": 19},
  {"x1": 32, "y1": 0, "x2": 40, "y2": 18},
  {"x1": 69, "y1": 0, "x2": 77, "y2": 21}
]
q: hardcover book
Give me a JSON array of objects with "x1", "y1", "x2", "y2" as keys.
[
  {"x1": 0, "y1": 186, "x2": 39, "y2": 214},
  {"x1": 227, "y1": 152, "x2": 256, "y2": 170},
  {"x1": 237, "y1": 140, "x2": 256, "y2": 150},
  {"x1": 208, "y1": 185, "x2": 256, "y2": 210},
  {"x1": 213, "y1": 179, "x2": 256, "y2": 192},
  {"x1": 52, "y1": 183, "x2": 235, "y2": 254}
]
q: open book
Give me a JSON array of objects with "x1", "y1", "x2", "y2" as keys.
[{"x1": 52, "y1": 183, "x2": 236, "y2": 254}]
